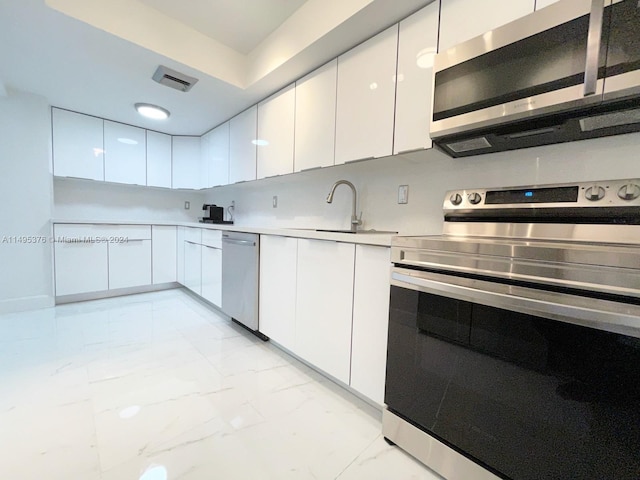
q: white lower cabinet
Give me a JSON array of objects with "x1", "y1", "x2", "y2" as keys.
[
  {"x1": 177, "y1": 227, "x2": 185, "y2": 284},
  {"x1": 295, "y1": 239, "x2": 355, "y2": 384},
  {"x1": 152, "y1": 225, "x2": 177, "y2": 284},
  {"x1": 350, "y1": 245, "x2": 391, "y2": 404},
  {"x1": 259, "y1": 235, "x2": 298, "y2": 351},
  {"x1": 109, "y1": 240, "x2": 152, "y2": 289},
  {"x1": 184, "y1": 240, "x2": 202, "y2": 296},
  {"x1": 201, "y1": 245, "x2": 222, "y2": 307}
]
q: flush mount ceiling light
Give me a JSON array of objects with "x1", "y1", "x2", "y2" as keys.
[{"x1": 135, "y1": 103, "x2": 170, "y2": 120}]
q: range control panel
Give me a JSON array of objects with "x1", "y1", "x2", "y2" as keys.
[{"x1": 445, "y1": 179, "x2": 640, "y2": 211}]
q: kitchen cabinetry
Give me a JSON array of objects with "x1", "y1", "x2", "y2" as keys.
[
  {"x1": 438, "y1": 0, "x2": 535, "y2": 51},
  {"x1": 257, "y1": 85, "x2": 295, "y2": 179},
  {"x1": 350, "y1": 245, "x2": 391, "y2": 404},
  {"x1": 294, "y1": 60, "x2": 337, "y2": 172},
  {"x1": 203, "y1": 122, "x2": 230, "y2": 188},
  {"x1": 184, "y1": 240, "x2": 202, "y2": 296},
  {"x1": 108, "y1": 226, "x2": 152, "y2": 289},
  {"x1": 103, "y1": 121, "x2": 146, "y2": 185},
  {"x1": 172, "y1": 136, "x2": 202, "y2": 189},
  {"x1": 394, "y1": 2, "x2": 440, "y2": 154},
  {"x1": 229, "y1": 106, "x2": 257, "y2": 183},
  {"x1": 52, "y1": 108, "x2": 104, "y2": 181},
  {"x1": 296, "y1": 239, "x2": 355, "y2": 384},
  {"x1": 335, "y1": 26, "x2": 398, "y2": 165},
  {"x1": 201, "y1": 229, "x2": 222, "y2": 307},
  {"x1": 259, "y1": 235, "x2": 297, "y2": 351},
  {"x1": 176, "y1": 226, "x2": 185, "y2": 284},
  {"x1": 146, "y1": 131, "x2": 172, "y2": 188},
  {"x1": 152, "y1": 225, "x2": 177, "y2": 284},
  {"x1": 535, "y1": 0, "x2": 559, "y2": 9}
]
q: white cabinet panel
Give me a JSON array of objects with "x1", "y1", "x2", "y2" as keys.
[
  {"x1": 184, "y1": 227, "x2": 202, "y2": 244},
  {"x1": 184, "y1": 240, "x2": 202, "y2": 295},
  {"x1": 103, "y1": 120, "x2": 146, "y2": 185},
  {"x1": 394, "y1": 2, "x2": 440, "y2": 153},
  {"x1": 205, "y1": 123, "x2": 230, "y2": 187},
  {"x1": 201, "y1": 229, "x2": 222, "y2": 249},
  {"x1": 294, "y1": 60, "x2": 337, "y2": 172},
  {"x1": 439, "y1": 0, "x2": 535, "y2": 51},
  {"x1": 152, "y1": 225, "x2": 177, "y2": 284},
  {"x1": 229, "y1": 106, "x2": 257, "y2": 183},
  {"x1": 52, "y1": 108, "x2": 104, "y2": 180},
  {"x1": 350, "y1": 245, "x2": 391, "y2": 405},
  {"x1": 54, "y1": 239, "x2": 108, "y2": 296},
  {"x1": 147, "y1": 131, "x2": 172, "y2": 188},
  {"x1": 201, "y1": 245, "x2": 222, "y2": 307},
  {"x1": 108, "y1": 240, "x2": 152, "y2": 289},
  {"x1": 259, "y1": 235, "x2": 297, "y2": 351},
  {"x1": 172, "y1": 136, "x2": 202, "y2": 189},
  {"x1": 335, "y1": 26, "x2": 398, "y2": 165},
  {"x1": 177, "y1": 227, "x2": 185, "y2": 285},
  {"x1": 257, "y1": 85, "x2": 295, "y2": 179},
  {"x1": 535, "y1": 0, "x2": 559, "y2": 9},
  {"x1": 295, "y1": 239, "x2": 355, "y2": 384}
]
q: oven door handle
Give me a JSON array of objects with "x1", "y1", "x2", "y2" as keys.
[{"x1": 391, "y1": 269, "x2": 640, "y2": 339}]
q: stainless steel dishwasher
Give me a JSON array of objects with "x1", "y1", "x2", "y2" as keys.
[{"x1": 221, "y1": 232, "x2": 266, "y2": 339}]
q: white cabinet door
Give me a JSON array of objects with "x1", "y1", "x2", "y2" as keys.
[
  {"x1": 103, "y1": 120, "x2": 146, "y2": 185},
  {"x1": 535, "y1": 0, "x2": 559, "y2": 9},
  {"x1": 152, "y1": 225, "x2": 177, "y2": 284},
  {"x1": 350, "y1": 245, "x2": 391, "y2": 405},
  {"x1": 257, "y1": 85, "x2": 295, "y2": 179},
  {"x1": 294, "y1": 60, "x2": 337, "y2": 172},
  {"x1": 229, "y1": 106, "x2": 257, "y2": 183},
  {"x1": 335, "y1": 25, "x2": 398, "y2": 165},
  {"x1": 201, "y1": 245, "x2": 222, "y2": 307},
  {"x1": 172, "y1": 136, "x2": 202, "y2": 189},
  {"x1": 54, "y1": 224, "x2": 109, "y2": 296},
  {"x1": 108, "y1": 240, "x2": 152, "y2": 289},
  {"x1": 394, "y1": 2, "x2": 440, "y2": 154},
  {"x1": 52, "y1": 108, "x2": 104, "y2": 180},
  {"x1": 295, "y1": 239, "x2": 355, "y2": 384},
  {"x1": 206, "y1": 122, "x2": 230, "y2": 187},
  {"x1": 176, "y1": 227, "x2": 185, "y2": 285},
  {"x1": 184, "y1": 240, "x2": 202, "y2": 295},
  {"x1": 439, "y1": 0, "x2": 535, "y2": 51},
  {"x1": 147, "y1": 131, "x2": 172, "y2": 188},
  {"x1": 259, "y1": 235, "x2": 297, "y2": 351}
]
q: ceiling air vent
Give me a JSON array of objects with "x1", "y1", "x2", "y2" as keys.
[{"x1": 152, "y1": 65, "x2": 198, "y2": 92}]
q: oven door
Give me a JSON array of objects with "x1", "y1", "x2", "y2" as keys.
[{"x1": 385, "y1": 266, "x2": 640, "y2": 480}]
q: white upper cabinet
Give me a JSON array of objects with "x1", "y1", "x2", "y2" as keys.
[
  {"x1": 146, "y1": 131, "x2": 172, "y2": 188},
  {"x1": 294, "y1": 60, "x2": 337, "y2": 172},
  {"x1": 439, "y1": 0, "x2": 535, "y2": 51},
  {"x1": 535, "y1": 0, "x2": 559, "y2": 9},
  {"x1": 172, "y1": 136, "x2": 202, "y2": 189},
  {"x1": 103, "y1": 120, "x2": 146, "y2": 185},
  {"x1": 205, "y1": 122, "x2": 230, "y2": 188},
  {"x1": 257, "y1": 85, "x2": 295, "y2": 179},
  {"x1": 52, "y1": 108, "x2": 104, "y2": 180},
  {"x1": 229, "y1": 106, "x2": 257, "y2": 183},
  {"x1": 394, "y1": 2, "x2": 440, "y2": 154},
  {"x1": 335, "y1": 25, "x2": 399, "y2": 165}
]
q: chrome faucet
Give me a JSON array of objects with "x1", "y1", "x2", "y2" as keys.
[{"x1": 326, "y1": 180, "x2": 362, "y2": 232}]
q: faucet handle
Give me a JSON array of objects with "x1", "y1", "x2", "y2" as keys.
[{"x1": 352, "y1": 211, "x2": 363, "y2": 227}]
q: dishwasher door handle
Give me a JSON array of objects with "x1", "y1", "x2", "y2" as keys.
[{"x1": 222, "y1": 238, "x2": 256, "y2": 247}]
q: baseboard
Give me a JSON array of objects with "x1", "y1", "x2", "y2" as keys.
[
  {"x1": 0, "y1": 294, "x2": 55, "y2": 314},
  {"x1": 55, "y1": 282, "x2": 180, "y2": 304}
]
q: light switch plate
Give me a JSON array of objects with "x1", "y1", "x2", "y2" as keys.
[
  {"x1": 272, "y1": 196, "x2": 278, "y2": 208},
  {"x1": 398, "y1": 185, "x2": 409, "y2": 204},
  {"x1": 184, "y1": 201, "x2": 190, "y2": 210}
]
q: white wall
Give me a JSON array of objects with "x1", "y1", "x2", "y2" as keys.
[
  {"x1": 53, "y1": 178, "x2": 206, "y2": 223},
  {"x1": 204, "y1": 132, "x2": 640, "y2": 235},
  {"x1": 0, "y1": 90, "x2": 54, "y2": 313}
]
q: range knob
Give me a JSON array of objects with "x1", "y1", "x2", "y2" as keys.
[
  {"x1": 450, "y1": 193, "x2": 463, "y2": 205},
  {"x1": 617, "y1": 183, "x2": 640, "y2": 201},
  {"x1": 468, "y1": 192, "x2": 482, "y2": 205},
  {"x1": 585, "y1": 185, "x2": 605, "y2": 201}
]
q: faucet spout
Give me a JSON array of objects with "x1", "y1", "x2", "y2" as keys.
[{"x1": 326, "y1": 180, "x2": 361, "y2": 232}]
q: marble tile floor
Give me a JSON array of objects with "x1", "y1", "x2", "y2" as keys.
[{"x1": 0, "y1": 289, "x2": 441, "y2": 480}]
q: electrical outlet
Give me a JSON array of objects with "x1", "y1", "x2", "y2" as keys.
[
  {"x1": 272, "y1": 195, "x2": 278, "y2": 208},
  {"x1": 398, "y1": 185, "x2": 409, "y2": 204},
  {"x1": 184, "y1": 201, "x2": 190, "y2": 210}
]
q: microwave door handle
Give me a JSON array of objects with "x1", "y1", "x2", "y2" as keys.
[{"x1": 584, "y1": 0, "x2": 605, "y2": 96}]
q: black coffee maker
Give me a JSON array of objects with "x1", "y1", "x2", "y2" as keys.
[{"x1": 201, "y1": 204, "x2": 225, "y2": 223}]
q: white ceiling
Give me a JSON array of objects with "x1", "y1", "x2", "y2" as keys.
[
  {"x1": 138, "y1": 0, "x2": 308, "y2": 54},
  {"x1": 0, "y1": 0, "x2": 432, "y2": 135}
]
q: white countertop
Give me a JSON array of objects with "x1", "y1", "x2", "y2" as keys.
[{"x1": 51, "y1": 219, "x2": 397, "y2": 247}]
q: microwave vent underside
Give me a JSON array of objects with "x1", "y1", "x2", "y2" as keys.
[
  {"x1": 446, "y1": 136, "x2": 492, "y2": 153},
  {"x1": 580, "y1": 108, "x2": 640, "y2": 132}
]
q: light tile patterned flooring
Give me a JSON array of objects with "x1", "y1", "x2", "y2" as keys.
[{"x1": 0, "y1": 289, "x2": 441, "y2": 480}]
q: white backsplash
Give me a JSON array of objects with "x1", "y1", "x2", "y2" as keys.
[{"x1": 204, "y1": 132, "x2": 640, "y2": 236}]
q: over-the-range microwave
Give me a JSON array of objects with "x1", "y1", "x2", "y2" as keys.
[{"x1": 430, "y1": 0, "x2": 640, "y2": 157}]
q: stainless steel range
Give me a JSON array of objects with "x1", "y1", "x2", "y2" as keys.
[{"x1": 383, "y1": 179, "x2": 640, "y2": 480}]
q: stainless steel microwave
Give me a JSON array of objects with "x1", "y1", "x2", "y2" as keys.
[{"x1": 430, "y1": 0, "x2": 640, "y2": 157}]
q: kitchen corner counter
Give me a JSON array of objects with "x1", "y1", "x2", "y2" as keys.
[{"x1": 51, "y1": 220, "x2": 396, "y2": 247}]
